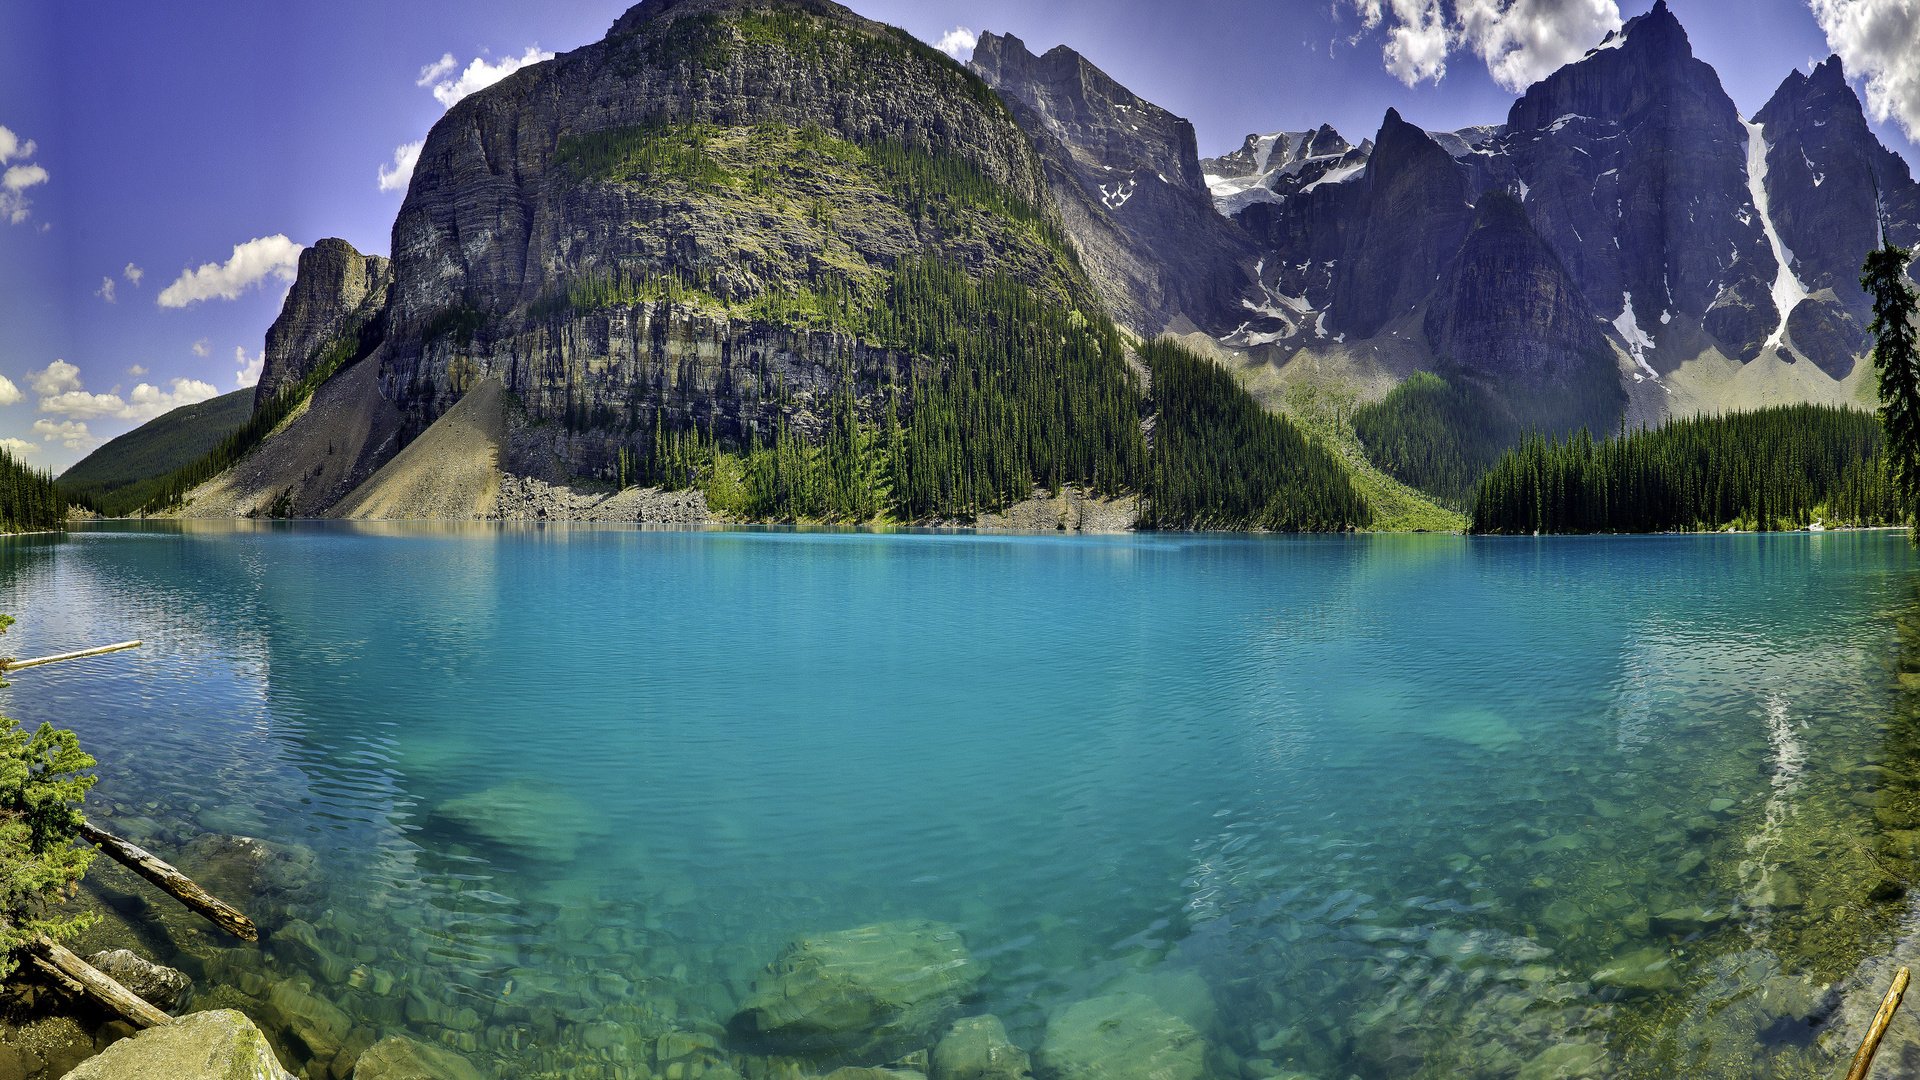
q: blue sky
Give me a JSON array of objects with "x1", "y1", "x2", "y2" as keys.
[{"x1": 3, "y1": 0, "x2": 1916, "y2": 472}]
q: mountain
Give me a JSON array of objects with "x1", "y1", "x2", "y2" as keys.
[
  {"x1": 158, "y1": 0, "x2": 1368, "y2": 531},
  {"x1": 57, "y1": 388, "x2": 256, "y2": 515},
  {"x1": 1201, "y1": 0, "x2": 1920, "y2": 436},
  {"x1": 969, "y1": 32, "x2": 1255, "y2": 334}
]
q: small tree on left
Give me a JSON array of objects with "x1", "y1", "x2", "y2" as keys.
[{"x1": 0, "y1": 614, "x2": 97, "y2": 980}]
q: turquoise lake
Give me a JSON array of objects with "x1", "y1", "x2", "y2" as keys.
[{"x1": 10, "y1": 523, "x2": 1920, "y2": 1078}]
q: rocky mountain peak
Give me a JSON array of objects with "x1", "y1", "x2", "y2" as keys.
[
  {"x1": 971, "y1": 28, "x2": 1253, "y2": 332},
  {"x1": 256, "y1": 238, "x2": 389, "y2": 409},
  {"x1": 1509, "y1": 0, "x2": 1728, "y2": 132},
  {"x1": 608, "y1": 0, "x2": 856, "y2": 37}
]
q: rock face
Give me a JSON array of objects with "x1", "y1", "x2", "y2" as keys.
[
  {"x1": 1035, "y1": 993, "x2": 1206, "y2": 1080},
  {"x1": 83, "y1": 950, "x2": 191, "y2": 1012},
  {"x1": 58, "y1": 1009, "x2": 293, "y2": 1080},
  {"x1": 1425, "y1": 192, "x2": 1623, "y2": 430},
  {"x1": 382, "y1": 0, "x2": 1057, "y2": 459},
  {"x1": 728, "y1": 920, "x2": 983, "y2": 1063},
  {"x1": 1206, "y1": 0, "x2": 1920, "y2": 419},
  {"x1": 969, "y1": 32, "x2": 1254, "y2": 334},
  {"x1": 257, "y1": 238, "x2": 391, "y2": 408}
]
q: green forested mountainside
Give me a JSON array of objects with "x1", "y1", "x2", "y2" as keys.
[
  {"x1": 1351, "y1": 373, "x2": 1516, "y2": 507},
  {"x1": 1141, "y1": 341, "x2": 1370, "y2": 531},
  {"x1": 1470, "y1": 404, "x2": 1896, "y2": 534},
  {"x1": 622, "y1": 258, "x2": 1147, "y2": 522},
  {"x1": 58, "y1": 389, "x2": 255, "y2": 516},
  {"x1": 0, "y1": 450, "x2": 64, "y2": 533}
]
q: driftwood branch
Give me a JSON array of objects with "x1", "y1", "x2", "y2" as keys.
[
  {"x1": 30, "y1": 936, "x2": 172, "y2": 1029},
  {"x1": 1, "y1": 641, "x2": 142, "y2": 674},
  {"x1": 1847, "y1": 965, "x2": 1911, "y2": 1080},
  {"x1": 78, "y1": 820, "x2": 257, "y2": 942}
]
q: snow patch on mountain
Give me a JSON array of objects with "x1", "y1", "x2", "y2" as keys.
[
  {"x1": 1744, "y1": 119, "x2": 1810, "y2": 354},
  {"x1": 1614, "y1": 292, "x2": 1660, "y2": 381}
]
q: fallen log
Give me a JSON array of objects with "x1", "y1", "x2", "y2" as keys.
[
  {"x1": 1846, "y1": 965, "x2": 1911, "y2": 1080},
  {"x1": 9, "y1": 928, "x2": 172, "y2": 1030},
  {"x1": 77, "y1": 820, "x2": 257, "y2": 942},
  {"x1": 0, "y1": 641, "x2": 142, "y2": 674}
]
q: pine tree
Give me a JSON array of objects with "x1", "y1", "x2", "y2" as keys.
[{"x1": 1865, "y1": 242, "x2": 1920, "y2": 525}]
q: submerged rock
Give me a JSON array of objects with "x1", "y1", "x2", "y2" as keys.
[
  {"x1": 1517, "y1": 1040, "x2": 1609, "y2": 1079},
  {"x1": 84, "y1": 950, "x2": 191, "y2": 1012},
  {"x1": 1592, "y1": 947, "x2": 1682, "y2": 995},
  {"x1": 931, "y1": 1014, "x2": 1031, "y2": 1080},
  {"x1": 427, "y1": 780, "x2": 599, "y2": 863},
  {"x1": 177, "y1": 833, "x2": 318, "y2": 904},
  {"x1": 1036, "y1": 993, "x2": 1206, "y2": 1080},
  {"x1": 60, "y1": 1009, "x2": 292, "y2": 1080},
  {"x1": 729, "y1": 920, "x2": 982, "y2": 1063},
  {"x1": 350, "y1": 1035, "x2": 484, "y2": 1080}
]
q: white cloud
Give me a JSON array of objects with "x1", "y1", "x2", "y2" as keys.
[
  {"x1": 128, "y1": 364, "x2": 147, "y2": 377},
  {"x1": 127, "y1": 379, "x2": 219, "y2": 420},
  {"x1": 1, "y1": 157, "x2": 47, "y2": 226},
  {"x1": 157, "y1": 235, "x2": 304, "y2": 308},
  {"x1": 1345, "y1": 0, "x2": 1621, "y2": 90},
  {"x1": 378, "y1": 141, "x2": 423, "y2": 194},
  {"x1": 234, "y1": 346, "x2": 265, "y2": 389},
  {"x1": 932, "y1": 27, "x2": 977, "y2": 60},
  {"x1": 30, "y1": 360, "x2": 81, "y2": 397},
  {"x1": 191, "y1": 338, "x2": 210, "y2": 357},
  {"x1": 96, "y1": 276, "x2": 117, "y2": 304},
  {"x1": 417, "y1": 53, "x2": 458, "y2": 87},
  {"x1": 32, "y1": 360, "x2": 218, "y2": 424},
  {"x1": 123, "y1": 262, "x2": 143, "y2": 286},
  {"x1": 423, "y1": 46, "x2": 553, "y2": 110},
  {"x1": 0, "y1": 438, "x2": 35, "y2": 459},
  {"x1": 0, "y1": 376, "x2": 22, "y2": 407},
  {"x1": 1811, "y1": 0, "x2": 1920, "y2": 139},
  {"x1": 0, "y1": 126, "x2": 34, "y2": 165},
  {"x1": 1458, "y1": 0, "x2": 1621, "y2": 91},
  {"x1": 34, "y1": 419, "x2": 96, "y2": 451}
]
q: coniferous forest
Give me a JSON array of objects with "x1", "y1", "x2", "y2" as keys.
[
  {"x1": 1469, "y1": 404, "x2": 1897, "y2": 534},
  {"x1": 0, "y1": 449, "x2": 64, "y2": 533}
]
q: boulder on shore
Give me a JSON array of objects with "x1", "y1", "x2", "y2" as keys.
[
  {"x1": 729, "y1": 920, "x2": 982, "y2": 1063},
  {"x1": 58, "y1": 1009, "x2": 293, "y2": 1080}
]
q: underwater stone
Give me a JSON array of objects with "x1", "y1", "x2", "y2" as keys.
[
  {"x1": 1516, "y1": 1041, "x2": 1608, "y2": 1079},
  {"x1": 350, "y1": 1035, "x2": 484, "y2": 1080},
  {"x1": 931, "y1": 1015, "x2": 1031, "y2": 1080},
  {"x1": 266, "y1": 980, "x2": 353, "y2": 1062},
  {"x1": 427, "y1": 780, "x2": 600, "y2": 863},
  {"x1": 1592, "y1": 947, "x2": 1681, "y2": 995},
  {"x1": 1649, "y1": 906, "x2": 1728, "y2": 937},
  {"x1": 1036, "y1": 993, "x2": 1206, "y2": 1080},
  {"x1": 729, "y1": 920, "x2": 982, "y2": 1064}
]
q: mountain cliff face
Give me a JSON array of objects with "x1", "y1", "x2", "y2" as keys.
[
  {"x1": 1202, "y1": 0, "x2": 1920, "y2": 426},
  {"x1": 968, "y1": 32, "x2": 1254, "y2": 334},
  {"x1": 382, "y1": 0, "x2": 1065, "y2": 465},
  {"x1": 256, "y1": 239, "x2": 390, "y2": 408}
]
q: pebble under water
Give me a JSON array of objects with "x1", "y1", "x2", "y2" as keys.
[{"x1": 10, "y1": 522, "x2": 1920, "y2": 1078}]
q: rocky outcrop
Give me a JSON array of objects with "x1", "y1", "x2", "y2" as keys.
[
  {"x1": 257, "y1": 239, "x2": 391, "y2": 409},
  {"x1": 1425, "y1": 192, "x2": 1624, "y2": 430},
  {"x1": 970, "y1": 32, "x2": 1255, "y2": 333},
  {"x1": 1331, "y1": 109, "x2": 1473, "y2": 339},
  {"x1": 58, "y1": 1009, "x2": 294, "y2": 1080},
  {"x1": 382, "y1": 0, "x2": 1058, "y2": 455},
  {"x1": 729, "y1": 920, "x2": 983, "y2": 1063}
]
